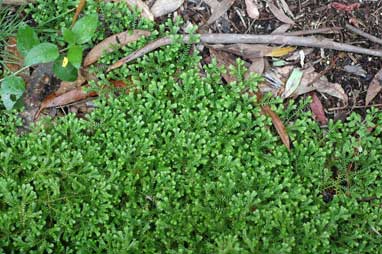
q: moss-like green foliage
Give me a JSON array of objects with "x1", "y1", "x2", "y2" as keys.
[
  {"x1": 26, "y1": 0, "x2": 154, "y2": 45},
  {"x1": 1, "y1": 34, "x2": 382, "y2": 252},
  {"x1": 2, "y1": 2, "x2": 382, "y2": 253}
]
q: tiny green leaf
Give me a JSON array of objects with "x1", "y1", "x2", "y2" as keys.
[
  {"x1": 24, "y1": 43, "x2": 59, "y2": 66},
  {"x1": 62, "y1": 27, "x2": 77, "y2": 45},
  {"x1": 67, "y1": 45, "x2": 83, "y2": 69},
  {"x1": 71, "y1": 14, "x2": 98, "y2": 44},
  {"x1": 16, "y1": 24, "x2": 40, "y2": 56},
  {"x1": 0, "y1": 76, "x2": 25, "y2": 110},
  {"x1": 53, "y1": 56, "x2": 78, "y2": 81}
]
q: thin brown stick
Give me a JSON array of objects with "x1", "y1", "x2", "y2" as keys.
[
  {"x1": 345, "y1": 24, "x2": 382, "y2": 46},
  {"x1": 273, "y1": 27, "x2": 342, "y2": 36},
  {"x1": 107, "y1": 33, "x2": 382, "y2": 71},
  {"x1": 328, "y1": 103, "x2": 382, "y2": 111},
  {"x1": 107, "y1": 37, "x2": 172, "y2": 71},
  {"x1": 199, "y1": 34, "x2": 382, "y2": 57},
  {"x1": 357, "y1": 196, "x2": 380, "y2": 202}
]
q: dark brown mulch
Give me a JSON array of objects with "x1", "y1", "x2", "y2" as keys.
[{"x1": 182, "y1": 0, "x2": 382, "y2": 119}]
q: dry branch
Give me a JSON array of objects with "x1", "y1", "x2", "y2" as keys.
[
  {"x1": 108, "y1": 33, "x2": 382, "y2": 71},
  {"x1": 345, "y1": 24, "x2": 382, "y2": 46}
]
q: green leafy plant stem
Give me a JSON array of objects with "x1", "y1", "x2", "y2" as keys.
[
  {"x1": 0, "y1": 65, "x2": 30, "y2": 83},
  {"x1": 36, "y1": 8, "x2": 76, "y2": 28}
]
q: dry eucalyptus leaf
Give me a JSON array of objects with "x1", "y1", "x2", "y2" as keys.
[
  {"x1": 56, "y1": 72, "x2": 87, "y2": 95},
  {"x1": 84, "y1": 30, "x2": 151, "y2": 67},
  {"x1": 262, "y1": 66, "x2": 348, "y2": 102},
  {"x1": 151, "y1": 0, "x2": 184, "y2": 17},
  {"x1": 261, "y1": 104, "x2": 291, "y2": 151},
  {"x1": 278, "y1": 0, "x2": 294, "y2": 19},
  {"x1": 209, "y1": 44, "x2": 294, "y2": 59},
  {"x1": 293, "y1": 67, "x2": 348, "y2": 102},
  {"x1": 365, "y1": 67, "x2": 382, "y2": 105},
  {"x1": 310, "y1": 92, "x2": 328, "y2": 125},
  {"x1": 209, "y1": 47, "x2": 237, "y2": 83},
  {"x1": 268, "y1": 2, "x2": 294, "y2": 25},
  {"x1": 271, "y1": 24, "x2": 292, "y2": 34},
  {"x1": 36, "y1": 87, "x2": 98, "y2": 119},
  {"x1": 245, "y1": 0, "x2": 260, "y2": 20},
  {"x1": 245, "y1": 57, "x2": 265, "y2": 77},
  {"x1": 206, "y1": 0, "x2": 236, "y2": 25}
]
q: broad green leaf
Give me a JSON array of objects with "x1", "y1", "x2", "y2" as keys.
[
  {"x1": 67, "y1": 45, "x2": 83, "y2": 69},
  {"x1": 53, "y1": 56, "x2": 78, "y2": 81},
  {"x1": 0, "y1": 76, "x2": 25, "y2": 110},
  {"x1": 62, "y1": 28, "x2": 77, "y2": 45},
  {"x1": 24, "y1": 43, "x2": 59, "y2": 66},
  {"x1": 283, "y1": 68, "x2": 304, "y2": 98},
  {"x1": 16, "y1": 24, "x2": 40, "y2": 56},
  {"x1": 72, "y1": 14, "x2": 98, "y2": 44}
]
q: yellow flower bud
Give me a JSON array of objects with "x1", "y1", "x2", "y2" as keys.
[{"x1": 62, "y1": 57, "x2": 69, "y2": 67}]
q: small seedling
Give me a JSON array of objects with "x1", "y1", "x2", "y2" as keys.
[{"x1": 0, "y1": 14, "x2": 98, "y2": 110}]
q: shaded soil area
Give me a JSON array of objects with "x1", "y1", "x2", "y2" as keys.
[{"x1": 183, "y1": 0, "x2": 382, "y2": 119}]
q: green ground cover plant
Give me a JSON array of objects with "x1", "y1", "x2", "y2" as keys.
[
  {"x1": 1, "y1": 1, "x2": 382, "y2": 253},
  {"x1": 0, "y1": 14, "x2": 98, "y2": 110}
]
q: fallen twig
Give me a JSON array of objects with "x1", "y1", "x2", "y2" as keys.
[
  {"x1": 108, "y1": 33, "x2": 382, "y2": 71},
  {"x1": 345, "y1": 23, "x2": 382, "y2": 46},
  {"x1": 328, "y1": 103, "x2": 382, "y2": 112},
  {"x1": 273, "y1": 27, "x2": 342, "y2": 36}
]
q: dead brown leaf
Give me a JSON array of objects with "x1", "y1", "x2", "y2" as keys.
[
  {"x1": 245, "y1": 0, "x2": 260, "y2": 20},
  {"x1": 209, "y1": 48, "x2": 237, "y2": 83},
  {"x1": 293, "y1": 67, "x2": 348, "y2": 102},
  {"x1": 55, "y1": 70, "x2": 87, "y2": 95},
  {"x1": 278, "y1": 0, "x2": 294, "y2": 19},
  {"x1": 365, "y1": 67, "x2": 382, "y2": 106},
  {"x1": 260, "y1": 101, "x2": 291, "y2": 151},
  {"x1": 310, "y1": 92, "x2": 328, "y2": 125},
  {"x1": 206, "y1": 0, "x2": 236, "y2": 25},
  {"x1": 84, "y1": 30, "x2": 151, "y2": 67},
  {"x1": 245, "y1": 57, "x2": 265, "y2": 77},
  {"x1": 150, "y1": 0, "x2": 184, "y2": 17},
  {"x1": 268, "y1": 2, "x2": 294, "y2": 25},
  {"x1": 35, "y1": 87, "x2": 98, "y2": 119},
  {"x1": 271, "y1": 24, "x2": 292, "y2": 34},
  {"x1": 110, "y1": 0, "x2": 154, "y2": 20},
  {"x1": 263, "y1": 66, "x2": 348, "y2": 102},
  {"x1": 209, "y1": 44, "x2": 294, "y2": 59},
  {"x1": 4, "y1": 37, "x2": 24, "y2": 74}
]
